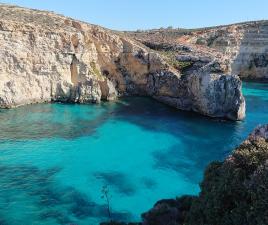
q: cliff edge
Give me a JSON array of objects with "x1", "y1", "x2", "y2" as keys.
[
  {"x1": 0, "y1": 4, "x2": 245, "y2": 120},
  {"x1": 128, "y1": 21, "x2": 268, "y2": 81}
]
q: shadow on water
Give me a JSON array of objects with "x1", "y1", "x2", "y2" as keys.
[
  {"x1": 140, "y1": 177, "x2": 157, "y2": 189},
  {"x1": 94, "y1": 171, "x2": 136, "y2": 196},
  {"x1": 114, "y1": 82, "x2": 268, "y2": 157},
  {"x1": 0, "y1": 164, "x2": 132, "y2": 224},
  {"x1": 0, "y1": 82, "x2": 267, "y2": 224},
  {"x1": 0, "y1": 82, "x2": 266, "y2": 144},
  {"x1": 102, "y1": 82, "x2": 268, "y2": 184},
  {"x1": 110, "y1": 98, "x2": 245, "y2": 171},
  {"x1": 112, "y1": 97, "x2": 241, "y2": 139}
]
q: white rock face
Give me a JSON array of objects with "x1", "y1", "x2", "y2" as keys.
[
  {"x1": 231, "y1": 22, "x2": 268, "y2": 80},
  {"x1": 0, "y1": 4, "x2": 245, "y2": 120},
  {"x1": 148, "y1": 68, "x2": 245, "y2": 120},
  {"x1": 183, "y1": 21, "x2": 268, "y2": 80},
  {"x1": 0, "y1": 4, "x2": 134, "y2": 107}
]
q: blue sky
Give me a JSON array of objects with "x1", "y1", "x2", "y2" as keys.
[{"x1": 1, "y1": 0, "x2": 267, "y2": 30}]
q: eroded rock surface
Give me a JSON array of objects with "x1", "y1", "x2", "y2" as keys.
[
  {"x1": 185, "y1": 22, "x2": 268, "y2": 81},
  {"x1": 0, "y1": 4, "x2": 245, "y2": 120},
  {"x1": 128, "y1": 21, "x2": 268, "y2": 81}
]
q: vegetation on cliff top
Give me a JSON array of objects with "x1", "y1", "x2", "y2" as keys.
[{"x1": 160, "y1": 51, "x2": 193, "y2": 73}]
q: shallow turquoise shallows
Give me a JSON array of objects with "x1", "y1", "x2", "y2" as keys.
[{"x1": 0, "y1": 82, "x2": 267, "y2": 225}]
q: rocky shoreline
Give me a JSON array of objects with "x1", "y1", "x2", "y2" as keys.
[
  {"x1": 0, "y1": 4, "x2": 267, "y2": 225},
  {"x1": 0, "y1": 4, "x2": 246, "y2": 120},
  {"x1": 102, "y1": 124, "x2": 268, "y2": 225}
]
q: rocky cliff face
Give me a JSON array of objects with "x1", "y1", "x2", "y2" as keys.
[
  {"x1": 129, "y1": 21, "x2": 268, "y2": 81},
  {"x1": 183, "y1": 21, "x2": 268, "y2": 81},
  {"x1": 142, "y1": 124, "x2": 268, "y2": 225},
  {"x1": 0, "y1": 4, "x2": 245, "y2": 120}
]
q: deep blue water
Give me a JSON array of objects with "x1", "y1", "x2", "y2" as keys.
[{"x1": 0, "y1": 82, "x2": 267, "y2": 225}]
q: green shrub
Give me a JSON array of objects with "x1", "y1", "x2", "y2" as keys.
[
  {"x1": 160, "y1": 51, "x2": 193, "y2": 72},
  {"x1": 142, "y1": 137, "x2": 268, "y2": 225},
  {"x1": 185, "y1": 138, "x2": 268, "y2": 225}
]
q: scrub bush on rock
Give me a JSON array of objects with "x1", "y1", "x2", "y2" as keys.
[{"x1": 142, "y1": 124, "x2": 268, "y2": 225}]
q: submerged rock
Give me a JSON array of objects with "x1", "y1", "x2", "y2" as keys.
[
  {"x1": 142, "y1": 124, "x2": 268, "y2": 225},
  {"x1": 0, "y1": 4, "x2": 245, "y2": 120}
]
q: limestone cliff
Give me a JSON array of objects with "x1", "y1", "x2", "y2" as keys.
[
  {"x1": 0, "y1": 4, "x2": 245, "y2": 120},
  {"x1": 180, "y1": 21, "x2": 268, "y2": 81},
  {"x1": 142, "y1": 124, "x2": 268, "y2": 225},
  {"x1": 128, "y1": 21, "x2": 268, "y2": 81}
]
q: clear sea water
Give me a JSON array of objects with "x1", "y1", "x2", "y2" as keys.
[{"x1": 0, "y1": 82, "x2": 267, "y2": 225}]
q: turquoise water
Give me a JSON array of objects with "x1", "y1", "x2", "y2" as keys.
[{"x1": 0, "y1": 82, "x2": 267, "y2": 225}]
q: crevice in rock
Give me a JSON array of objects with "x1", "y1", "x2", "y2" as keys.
[
  {"x1": 70, "y1": 54, "x2": 78, "y2": 85},
  {"x1": 98, "y1": 79, "x2": 109, "y2": 101}
]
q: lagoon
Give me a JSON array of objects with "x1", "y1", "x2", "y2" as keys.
[{"x1": 0, "y1": 82, "x2": 267, "y2": 224}]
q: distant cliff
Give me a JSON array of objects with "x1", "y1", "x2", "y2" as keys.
[
  {"x1": 0, "y1": 4, "x2": 246, "y2": 120},
  {"x1": 128, "y1": 21, "x2": 268, "y2": 81}
]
